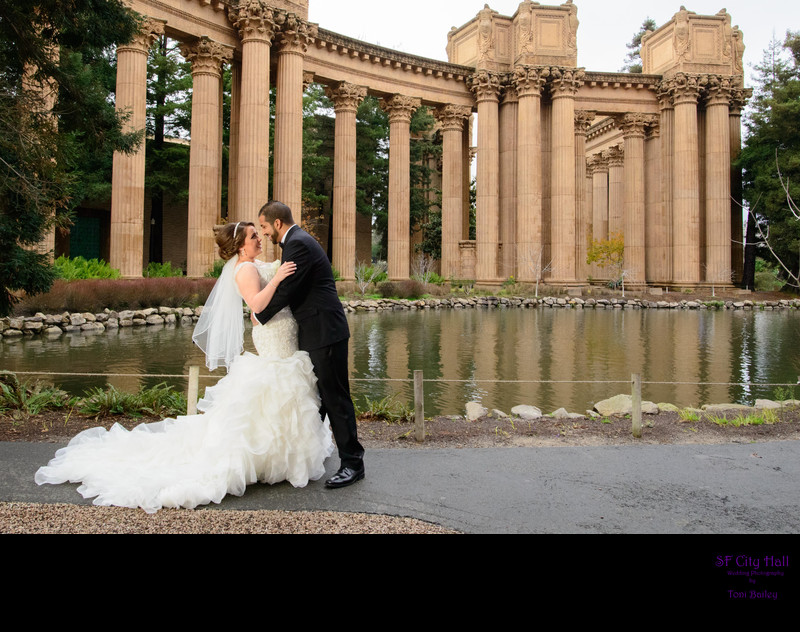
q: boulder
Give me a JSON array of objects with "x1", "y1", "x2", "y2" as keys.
[
  {"x1": 465, "y1": 401, "x2": 487, "y2": 421},
  {"x1": 594, "y1": 394, "x2": 659, "y2": 417},
  {"x1": 511, "y1": 405, "x2": 542, "y2": 420},
  {"x1": 550, "y1": 408, "x2": 584, "y2": 419}
]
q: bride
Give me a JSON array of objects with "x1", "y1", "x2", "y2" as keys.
[{"x1": 35, "y1": 222, "x2": 334, "y2": 513}]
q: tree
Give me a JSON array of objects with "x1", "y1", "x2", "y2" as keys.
[
  {"x1": 0, "y1": 0, "x2": 141, "y2": 316},
  {"x1": 587, "y1": 233, "x2": 625, "y2": 287},
  {"x1": 145, "y1": 35, "x2": 192, "y2": 265},
  {"x1": 738, "y1": 32, "x2": 800, "y2": 290},
  {"x1": 620, "y1": 18, "x2": 657, "y2": 74}
]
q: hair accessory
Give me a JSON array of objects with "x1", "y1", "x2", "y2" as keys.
[{"x1": 234, "y1": 222, "x2": 242, "y2": 239}]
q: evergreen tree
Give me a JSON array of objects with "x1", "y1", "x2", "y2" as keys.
[
  {"x1": 738, "y1": 32, "x2": 800, "y2": 289},
  {"x1": 621, "y1": 18, "x2": 657, "y2": 73},
  {"x1": 0, "y1": 0, "x2": 140, "y2": 316}
]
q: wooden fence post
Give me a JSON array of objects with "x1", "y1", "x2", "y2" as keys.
[
  {"x1": 631, "y1": 373, "x2": 642, "y2": 438},
  {"x1": 414, "y1": 370, "x2": 425, "y2": 442},
  {"x1": 187, "y1": 366, "x2": 200, "y2": 415}
]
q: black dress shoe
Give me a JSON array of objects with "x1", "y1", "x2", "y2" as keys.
[{"x1": 325, "y1": 466, "x2": 365, "y2": 489}]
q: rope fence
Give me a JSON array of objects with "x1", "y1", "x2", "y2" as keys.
[{"x1": 6, "y1": 369, "x2": 799, "y2": 442}]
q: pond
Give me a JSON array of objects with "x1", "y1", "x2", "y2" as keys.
[{"x1": 2, "y1": 307, "x2": 799, "y2": 416}]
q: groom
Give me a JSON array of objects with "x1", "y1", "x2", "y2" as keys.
[{"x1": 256, "y1": 200, "x2": 365, "y2": 489}]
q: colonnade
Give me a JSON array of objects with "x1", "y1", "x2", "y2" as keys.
[{"x1": 106, "y1": 2, "x2": 748, "y2": 290}]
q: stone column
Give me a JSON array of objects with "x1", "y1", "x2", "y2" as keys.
[
  {"x1": 327, "y1": 82, "x2": 367, "y2": 280},
  {"x1": 435, "y1": 105, "x2": 472, "y2": 280},
  {"x1": 606, "y1": 145, "x2": 625, "y2": 238},
  {"x1": 704, "y1": 75, "x2": 734, "y2": 288},
  {"x1": 670, "y1": 73, "x2": 702, "y2": 285},
  {"x1": 657, "y1": 84, "x2": 675, "y2": 284},
  {"x1": 585, "y1": 156, "x2": 597, "y2": 278},
  {"x1": 499, "y1": 82, "x2": 518, "y2": 280},
  {"x1": 227, "y1": 61, "x2": 241, "y2": 220},
  {"x1": 274, "y1": 15, "x2": 316, "y2": 227},
  {"x1": 645, "y1": 121, "x2": 666, "y2": 283},
  {"x1": 110, "y1": 19, "x2": 164, "y2": 278},
  {"x1": 181, "y1": 38, "x2": 232, "y2": 278},
  {"x1": 549, "y1": 68, "x2": 584, "y2": 284},
  {"x1": 574, "y1": 110, "x2": 595, "y2": 283},
  {"x1": 470, "y1": 70, "x2": 502, "y2": 284},
  {"x1": 381, "y1": 94, "x2": 421, "y2": 280},
  {"x1": 619, "y1": 113, "x2": 649, "y2": 285},
  {"x1": 513, "y1": 66, "x2": 548, "y2": 283},
  {"x1": 228, "y1": 1, "x2": 279, "y2": 221},
  {"x1": 729, "y1": 85, "x2": 750, "y2": 284},
  {"x1": 591, "y1": 152, "x2": 610, "y2": 279}
]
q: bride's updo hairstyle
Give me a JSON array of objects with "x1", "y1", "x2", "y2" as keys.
[{"x1": 216, "y1": 221, "x2": 255, "y2": 261}]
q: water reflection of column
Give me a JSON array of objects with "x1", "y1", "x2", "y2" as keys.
[
  {"x1": 473, "y1": 311, "x2": 499, "y2": 407},
  {"x1": 672, "y1": 312, "x2": 703, "y2": 407},
  {"x1": 707, "y1": 310, "x2": 734, "y2": 406},
  {"x1": 549, "y1": 310, "x2": 578, "y2": 411},
  {"x1": 385, "y1": 321, "x2": 410, "y2": 404}
]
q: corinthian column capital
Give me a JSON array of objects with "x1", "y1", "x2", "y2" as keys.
[
  {"x1": 325, "y1": 82, "x2": 367, "y2": 113},
  {"x1": 228, "y1": 0, "x2": 281, "y2": 44},
  {"x1": 604, "y1": 144, "x2": 625, "y2": 167},
  {"x1": 119, "y1": 17, "x2": 165, "y2": 54},
  {"x1": 180, "y1": 37, "x2": 233, "y2": 78},
  {"x1": 549, "y1": 67, "x2": 585, "y2": 98},
  {"x1": 574, "y1": 110, "x2": 596, "y2": 134},
  {"x1": 616, "y1": 112, "x2": 657, "y2": 138},
  {"x1": 380, "y1": 94, "x2": 422, "y2": 123},
  {"x1": 703, "y1": 74, "x2": 736, "y2": 106},
  {"x1": 512, "y1": 65, "x2": 549, "y2": 97},
  {"x1": 468, "y1": 70, "x2": 503, "y2": 103},
  {"x1": 434, "y1": 104, "x2": 472, "y2": 132},
  {"x1": 666, "y1": 72, "x2": 703, "y2": 105},
  {"x1": 277, "y1": 13, "x2": 317, "y2": 54}
]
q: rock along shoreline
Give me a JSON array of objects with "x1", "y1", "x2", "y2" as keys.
[{"x1": 2, "y1": 295, "x2": 799, "y2": 339}]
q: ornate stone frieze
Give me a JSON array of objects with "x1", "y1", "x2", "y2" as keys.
[
  {"x1": 468, "y1": 70, "x2": 503, "y2": 103},
  {"x1": 180, "y1": 37, "x2": 233, "y2": 78},
  {"x1": 434, "y1": 104, "x2": 472, "y2": 132},
  {"x1": 380, "y1": 94, "x2": 422, "y2": 123},
  {"x1": 325, "y1": 82, "x2": 367, "y2": 113},
  {"x1": 729, "y1": 84, "x2": 753, "y2": 116},
  {"x1": 512, "y1": 65, "x2": 550, "y2": 97}
]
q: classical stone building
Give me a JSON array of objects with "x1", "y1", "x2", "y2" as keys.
[{"x1": 100, "y1": 0, "x2": 749, "y2": 288}]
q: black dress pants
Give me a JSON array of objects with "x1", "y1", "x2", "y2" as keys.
[{"x1": 307, "y1": 338, "x2": 364, "y2": 470}]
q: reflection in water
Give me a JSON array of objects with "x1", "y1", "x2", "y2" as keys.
[{"x1": 2, "y1": 308, "x2": 799, "y2": 416}]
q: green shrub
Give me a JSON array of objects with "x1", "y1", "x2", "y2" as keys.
[
  {"x1": 77, "y1": 383, "x2": 187, "y2": 418},
  {"x1": 0, "y1": 371, "x2": 76, "y2": 416},
  {"x1": 205, "y1": 260, "x2": 225, "y2": 279},
  {"x1": 144, "y1": 262, "x2": 184, "y2": 278},
  {"x1": 54, "y1": 256, "x2": 121, "y2": 281}
]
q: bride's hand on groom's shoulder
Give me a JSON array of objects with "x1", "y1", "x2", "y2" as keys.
[{"x1": 275, "y1": 261, "x2": 297, "y2": 284}]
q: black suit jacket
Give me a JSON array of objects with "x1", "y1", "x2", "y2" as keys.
[{"x1": 256, "y1": 226, "x2": 350, "y2": 352}]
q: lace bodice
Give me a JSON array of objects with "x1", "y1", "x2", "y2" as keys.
[{"x1": 237, "y1": 260, "x2": 298, "y2": 360}]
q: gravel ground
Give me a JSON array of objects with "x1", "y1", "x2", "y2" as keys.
[{"x1": 0, "y1": 502, "x2": 458, "y2": 534}]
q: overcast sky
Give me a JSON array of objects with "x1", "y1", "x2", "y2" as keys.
[{"x1": 308, "y1": 0, "x2": 800, "y2": 86}]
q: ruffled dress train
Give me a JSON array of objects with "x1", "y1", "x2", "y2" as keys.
[{"x1": 35, "y1": 303, "x2": 334, "y2": 514}]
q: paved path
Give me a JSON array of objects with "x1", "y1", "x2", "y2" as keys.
[{"x1": 2, "y1": 440, "x2": 799, "y2": 533}]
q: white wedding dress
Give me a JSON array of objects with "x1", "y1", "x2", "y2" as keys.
[{"x1": 35, "y1": 260, "x2": 334, "y2": 513}]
